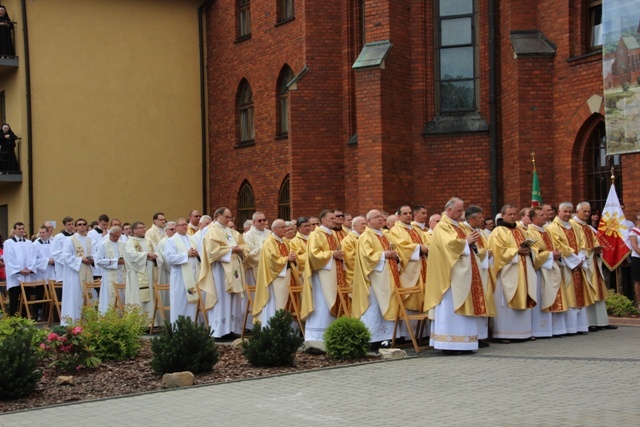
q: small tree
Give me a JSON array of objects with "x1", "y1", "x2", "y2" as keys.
[
  {"x1": 242, "y1": 310, "x2": 304, "y2": 367},
  {"x1": 324, "y1": 317, "x2": 371, "y2": 360},
  {"x1": 0, "y1": 317, "x2": 44, "y2": 399}
]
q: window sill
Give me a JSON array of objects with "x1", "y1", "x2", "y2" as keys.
[
  {"x1": 423, "y1": 113, "x2": 488, "y2": 136},
  {"x1": 234, "y1": 140, "x2": 255, "y2": 149},
  {"x1": 347, "y1": 133, "x2": 358, "y2": 146},
  {"x1": 566, "y1": 48, "x2": 602, "y2": 65},
  {"x1": 275, "y1": 133, "x2": 289, "y2": 141},
  {"x1": 275, "y1": 17, "x2": 295, "y2": 27},
  {"x1": 234, "y1": 34, "x2": 252, "y2": 44}
]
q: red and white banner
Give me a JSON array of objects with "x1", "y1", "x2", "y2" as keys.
[{"x1": 597, "y1": 184, "x2": 631, "y2": 270}]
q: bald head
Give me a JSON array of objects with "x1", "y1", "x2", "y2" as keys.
[{"x1": 351, "y1": 216, "x2": 367, "y2": 235}]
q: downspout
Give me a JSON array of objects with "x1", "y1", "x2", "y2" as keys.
[
  {"x1": 198, "y1": 0, "x2": 214, "y2": 213},
  {"x1": 488, "y1": 0, "x2": 498, "y2": 217},
  {"x1": 20, "y1": 0, "x2": 33, "y2": 235}
]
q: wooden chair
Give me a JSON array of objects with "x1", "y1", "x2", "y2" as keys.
[
  {"x1": 391, "y1": 285, "x2": 430, "y2": 354},
  {"x1": 336, "y1": 284, "x2": 352, "y2": 317},
  {"x1": 241, "y1": 284, "x2": 256, "y2": 339},
  {"x1": 286, "y1": 280, "x2": 305, "y2": 335},
  {"x1": 0, "y1": 281, "x2": 7, "y2": 314},
  {"x1": 82, "y1": 279, "x2": 102, "y2": 307},
  {"x1": 48, "y1": 280, "x2": 63, "y2": 322},
  {"x1": 196, "y1": 291, "x2": 209, "y2": 328},
  {"x1": 150, "y1": 283, "x2": 170, "y2": 333},
  {"x1": 112, "y1": 282, "x2": 127, "y2": 313},
  {"x1": 19, "y1": 280, "x2": 53, "y2": 326}
]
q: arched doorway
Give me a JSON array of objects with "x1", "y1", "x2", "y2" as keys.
[{"x1": 584, "y1": 121, "x2": 622, "y2": 212}]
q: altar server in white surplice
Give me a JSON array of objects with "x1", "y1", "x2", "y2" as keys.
[
  {"x1": 3, "y1": 222, "x2": 36, "y2": 316},
  {"x1": 33, "y1": 224, "x2": 56, "y2": 282},
  {"x1": 165, "y1": 218, "x2": 201, "y2": 324},
  {"x1": 197, "y1": 207, "x2": 249, "y2": 338},
  {"x1": 125, "y1": 221, "x2": 161, "y2": 324},
  {"x1": 96, "y1": 227, "x2": 126, "y2": 314},
  {"x1": 156, "y1": 222, "x2": 177, "y2": 285},
  {"x1": 61, "y1": 219, "x2": 94, "y2": 325},
  {"x1": 51, "y1": 216, "x2": 75, "y2": 282}
]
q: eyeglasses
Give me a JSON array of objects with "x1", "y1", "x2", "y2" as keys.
[
  {"x1": 166, "y1": 228, "x2": 177, "y2": 232},
  {"x1": 256, "y1": 219, "x2": 267, "y2": 223},
  {"x1": 134, "y1": 226, "x2": 146, "y2": 230},
  {"x1": 176, "y1": 223, "x2": 188, "y2": 227},
  {"x1": 193, "y1": 215, "x2": 201, "y2": 218},
  {"x1": 335, "y1": 214, "x2": 344, "y2": 218},
  {"x1": 76, "y1": 223, "x2": 87, "y2": 226},
  {"x1": 310, "y1": 223, "x2": 320, "y2": 226}
]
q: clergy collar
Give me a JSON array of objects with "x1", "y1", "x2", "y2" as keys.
[
  {"x1": 397, "y1": 221, "x2": 412, "y2": 230},
  {"x1": 188, "y1": 223, "x2": 198, "y2": 231},
  {"x1": 350, "y1": 229, "x2": 361, "y2": 237},
  {"x1": 320, "y1": 225, "x2": 333, "y2": 234},
  {"x1": 530, "y1": 224, "x2": 545, "y2": 232},
  {"x1": 517, "y1": 221, "x2": 528, "y2": 229},
  {"x1": 462, "y1": 221, "x2": 476, "y2": 231},
  {"x1": 296, "y1": 232, "x2": 309, "y2": 240},
  {"x1": 214, "y1": 221, "x2": 226, "y2": 229},
  {"x1": 412, "y1": 221, "x2": 426, "y2": 230},
  {"x1": 556, "y1": 218, "x2": 572, "y2": 229},
  {"x1": 572, "y1": 216, "x2": 588, "y2": 225},
  {"x1": 130, "y1": 236, "x2": 145, "y2": 241},
  {"x1": 62, "y1": 230, "x2": 74, "y2": 236},
  {"x1": 272, "y1": 234, "x2": 284, "y2": 243},
  {"x1": 368, "y1": 226, "x2": 383, "y2": 236},
  {"x1": 250, "y1": 226, "x2": 267, "y2": 235}
]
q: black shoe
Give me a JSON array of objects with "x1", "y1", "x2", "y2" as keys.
[
  {"x1": 603, "y1": 324, "x2": 618, "y2": 330},
  {"x1": 478, "y1": 341, "x2": 490, "y2": 348},
  {"x1": 588, "y1": 326, "x2": 597, "y2": 332},
  {"x1": 379, "y1": 340, "x2": 392, "y2": 349}
]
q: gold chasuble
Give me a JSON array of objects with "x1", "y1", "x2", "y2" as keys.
[
  {"x1": 301, "y1": 227, "x2": 344, "y2": 319},
  {"x1": 197, "y1": 223, "x2": 248, "y2": 310},
  {"x1": 340, "y1": 231, "x2": 360, "y2": 287},
  {"x1": 253, "y1": 234, "x2": 293, "y2": 318},
  {"x1": 488, "y1": 226, "x2": 537, "y2": 310},
  {"x1": 388, "y1": 221, "x2": 427, "y2": 311},
  {"x1": 124, "y1": 237, "x2": 157, "y2": 304},
  {"x1": 461, "y1": 222, "x2": 496, "y2": 317},
  {"x1": 571, "y1": 218, "x2": 606, "y2": 304},
  {"x1": 289, "y1": 232, "x2": 309, "y2": 282},
  {"x1": 351, "y1": 227, "x2": 401, "y2": 321},
  {"x1": 527, "y1": 225, "x2": 567, "y2": 312},
  {"x1": 424, "y1": 215, "x2": 488, "y2": 316},
  {"x1": 547, "y1": 218, "x2": 587, "y2": 308}
]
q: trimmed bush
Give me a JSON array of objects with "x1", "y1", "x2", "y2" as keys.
[
  {"x1": 324, "y1": 317, "x2": 371, "y2": 360},
  {"x1": 606, "y1": 289, "x2": 637, "y2": 317},
  {"x1": 41, "y1": 325, "x2": 100, "y2": 372},
  {"x1": 0, "y1": 317, "x2": 44, "y2": 399},
  {"x1": 151, "y1": 316, "x2": 218, "y2": 375},
  {"x1": 242, "y1": 309, "x2": 303, "y2": 367},
  {"x1": 81, "y1": 306, "x2": 148, "y2": 361}
]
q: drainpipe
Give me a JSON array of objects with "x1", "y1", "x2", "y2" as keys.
[
  {"x1": 20, "y1": 0, "x2": 33, "y2": 235},
  {"x1": 198, "y1": 0, "x2": 214, "y2": 213},
  {"x1": 488, "y1": 0, "x2": 498, "y2": 217}
]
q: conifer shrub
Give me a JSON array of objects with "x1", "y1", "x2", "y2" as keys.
[
  {"x1": 324, "y1": 316, "x2": 371, "y2": 360},
  {"x1": 0, "y1": 317, "x2": 45, "y2": 399},
  {"x1": 81, "y1": 306, "x2": 148, "y2": 361},
  {"x1": 242, "y1": 309, "x2": 304, "y2": 367},
  {"x1": 151, "y1": 316, "x2": 218, "y2": 375},
  {"x1": 606, "y1": 289, "x2": 638, "y2": 317}
]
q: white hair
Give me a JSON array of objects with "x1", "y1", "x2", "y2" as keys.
[
  {"x1": 199, "y1": 215, "x2": 212, "y2": 225},
  {"x1": 559, "y1": 201, "x2": 573, "y2": 211}
]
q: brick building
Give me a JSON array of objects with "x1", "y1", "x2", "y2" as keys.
[{"x1": 205, "y1": 0, "x2": 640, "y2": 226}]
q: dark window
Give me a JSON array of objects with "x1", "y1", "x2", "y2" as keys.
[
  {"x1": 436, "y1": 0, "x2": 476, "y2": 113},
  {"x1": 586, "y1": 122, "x2": 622, "y2": 212},
  {"x1": 277, "y1": 175, "x2": 290, "y2": 220},
  {"x1": 277, "y1": 66, "x2": 294, "y2": 137},
  {"x1": 277, "y1": 0, "x2": 294, "y2": 23},
  {"x1": 237, "y1": 80, "x2": 255, "y2": 145},
  {"x1": 237, "y1": 180, "x2": 256, "y2": 229},
  {"x1": 238, "y1": 0, "x2": 251, "y2": 39},
  {"x1": 588, "y1": 0, "x2": 602, "y2": 49}
]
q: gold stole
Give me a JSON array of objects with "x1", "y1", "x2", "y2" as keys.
[
  {"x1": 538, "y1": 231, "x2": 565, "y2": 312},
  {"x1": 71, "y1": 235, "x2": 94, "y2": 285},
  {"x1": 132, "y1": 239, "x2": 155, "y2": 303},
  {"x1": 104, "y1": 240, "x2": 123, "y2": 305},
  {"x1": 453, "y1": 226, "x2": 487, "y2": 316},
  {"x1": 508, "y1": 228, "x2": 536, "y2": 308},
  {"x1": 579, "y1": 224, "x2": 606, "y2": 300},
  {"x1": 326, "y1": 233, "x2": 346, "y2": 316},
  {"x1": 561, "y1": 227, "x2": 585, "y2": 308},
  {"x1": 173, "y1": 235, "x2": 200, "y2": 303}
]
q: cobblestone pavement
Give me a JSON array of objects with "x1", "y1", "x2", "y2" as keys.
[{"x1": 2, "y1": 326, "x2": 638, "y2": 426}]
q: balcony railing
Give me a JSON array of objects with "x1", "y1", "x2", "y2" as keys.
[{"x1": 0, "y1": 23, "x2": 18, "y2": 69}]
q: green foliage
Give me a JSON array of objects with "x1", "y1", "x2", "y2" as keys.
[
  {"x1": 606, "y1": 290, "x2": 638, "y2": 317},
  {"x1": 151, "y1": 316, "x2": 218, "y2": 375},
  {"x1": 0, "y1": 316, "x2": 44, "y2": 399},
  {"x1": 81, "y1": 306, "x2": 147, "y2": 361},
  {"x1": 242, "y1": 310, "x2": 304, "y2": 367},
  {"x1": 40, "y1": 325, "x2": 100, "y2": 372},
  {"x1": 324, "y1": 316, "x2": 371, "y2": 360}
]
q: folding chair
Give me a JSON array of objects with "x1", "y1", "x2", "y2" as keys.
[
  {"x1": 48, "y1": 280, "x2": 63, "y2": 322},
  {"x1": 0, "y1": 281, "x2": 7, "y2": 314},
  {"x1": 196, "y1": 291, "x2": 209, "y2": 328},
  {"x1": 391, "y1": 285, "x2": 430, "y2": 354},
  {"x1": 241, "y1": 284, "x2": 256, "y2": 339},
  {"x1": 336, "y1": 284, "x2": 352, "y2": 317},
  {"x1": 112, "y1": 282, "x2": 126, "y2": 313},
  {"x1": 82, "y1": 279, "x2": 102, "y2": 307},
  {"x1": 150, "y1": 283, "x2": 170, "y2": 333},
  {"x1": 286, "y1": 280, "x2": 305, "y2": 335},
  {"x1": 19, "y1": 280, "x2": 53, "y2": 326}
]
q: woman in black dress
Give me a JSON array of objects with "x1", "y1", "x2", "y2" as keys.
[
  {"x1": 0, "y1": 123, "x2": 19, "y2": 173},
  {"x1": 0, "y1": 6, "x2": 14, "y2": 57}
]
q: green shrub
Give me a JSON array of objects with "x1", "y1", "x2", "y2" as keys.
[
  {"x1": 324, "y1": 317, "x2": 371, "y2": 360},
  {"x1": 81, "y1": 306, "x2": 148, "y2": 361},
  {"x1": 41, "y1": 325, "x2": 101, "y2": 372},
  {"x1": 151, "y1": 316, "x2": 218, "y2": 375},
  {"x1": 0, "y1": 317, "x2": 44, "y2": 399},
  {"x1": 606, "y1": 290, "x2": 637, "y2": 317},
  {"x1": 242, "y1": 309, "x2": 303, "y2": 367}
]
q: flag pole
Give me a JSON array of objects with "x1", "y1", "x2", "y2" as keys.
[{"x1": 531, "y1": 151, "x2": 536, "y2": 171}]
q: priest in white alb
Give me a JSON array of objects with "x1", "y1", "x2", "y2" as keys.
[
  {"x1": 61, "y1": 219, "x2": 94, "y2": 324},
  {"x1": 96, "y1": 226, "x2": 126, "y2": 314}
]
